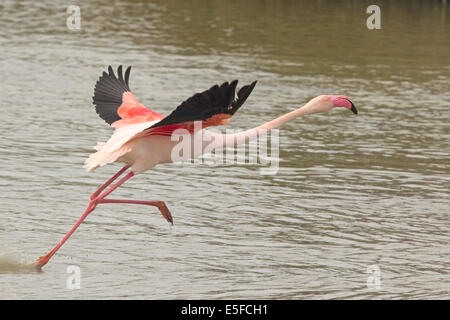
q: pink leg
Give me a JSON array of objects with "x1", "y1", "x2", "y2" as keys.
[
  {"x1": 98, "y1": 198, "x2": 173, "y2": 225},
  {"x1": 90, "y1": 165, "x2": 130, "y2": 200},
  {"x1": 34, "y1": 171, "x2": 135, "y2": 269}
]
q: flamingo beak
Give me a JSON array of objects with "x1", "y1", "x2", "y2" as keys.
[{"x1": 349, "y1": 100, "x2": 358, "y2": 114}]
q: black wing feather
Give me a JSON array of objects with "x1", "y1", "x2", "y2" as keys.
[
  {"x1": 148, "y1": 80, "x2": 257, "y2": 129},
  {"x1": 92, "y1": 65, "x2": 132, "y2": 125}
]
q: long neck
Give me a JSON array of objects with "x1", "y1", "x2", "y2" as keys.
[
  {"x1": 256, "y1": 105, "x2": 312, "y2": 131},
  {"x1": 214, "y1": 102, "x2": 314, "y2": 149}
]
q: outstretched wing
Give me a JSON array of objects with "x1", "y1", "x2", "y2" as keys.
[
  {"x1": 92, "y1": 65, "x2": 164, "y2": 128},
  {"x1": 144, "y1": 80, "x2": 257, "y2": 136}
]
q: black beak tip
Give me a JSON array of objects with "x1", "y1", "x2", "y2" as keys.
[{"x1": 350, "y1": 102, "x2": 358, "y2": 114}]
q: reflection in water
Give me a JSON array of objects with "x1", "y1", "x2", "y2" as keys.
[{"x1": 0, "y1": 0, "x2": 449, "y2": 299}]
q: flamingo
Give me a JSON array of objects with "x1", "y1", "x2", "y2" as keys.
[{"x1": 34, "y1": 65, "x2": 357, "y2": 269}]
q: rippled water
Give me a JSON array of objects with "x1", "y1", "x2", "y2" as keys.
[{"x1": 0, "y1": 0, "x2": 449, "y2": 299}]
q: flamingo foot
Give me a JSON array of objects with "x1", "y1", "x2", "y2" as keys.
[
  {"x1": 34, "y1": 252, "x2": 52, "y2": 270},
  {"x1": 157, "y1": 202, "x2": 174, "y2": 225},
  {"x1": 98, "y1": 198, "x2": 174, "y2": 225}
]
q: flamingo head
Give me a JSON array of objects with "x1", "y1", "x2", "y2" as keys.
[
  {"x1": 306, "y1": 95, "x2": 357, "y2": 115},
  {"x1": 306, "y1": 95, "x2": 358, "y2": 114},
  {"x1": 330, "y1": 95, "x2": 358, "y2": 114}
]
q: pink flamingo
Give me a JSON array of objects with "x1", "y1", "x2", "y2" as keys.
[{"x1": 34, "y1": 65, "x2": 357, "y2": 269}]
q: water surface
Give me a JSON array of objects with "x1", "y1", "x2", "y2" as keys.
[{"x1": 0, "y1": 0, "x2": 449, "y2": 299}]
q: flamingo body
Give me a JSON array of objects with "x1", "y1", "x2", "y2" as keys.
[{"x1": 34, "y1": 65, "x2": 357, "y2": 269}]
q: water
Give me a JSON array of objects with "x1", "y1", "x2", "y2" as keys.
[{"x1": 0, "y1": 0, "x2": 449, "y2": 299}]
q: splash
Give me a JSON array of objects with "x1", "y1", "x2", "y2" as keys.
[{"x1": 0, "y1": 254, "x2": 41, "y2": 274}]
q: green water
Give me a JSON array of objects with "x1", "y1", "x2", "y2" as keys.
[{"x1": 0, "y1": 0, "x2": 449, "y2": 299}]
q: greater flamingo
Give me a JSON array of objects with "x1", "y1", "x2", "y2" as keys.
[{"x1": 34, "y1": 65, "x2": 357, "y2": 269}]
